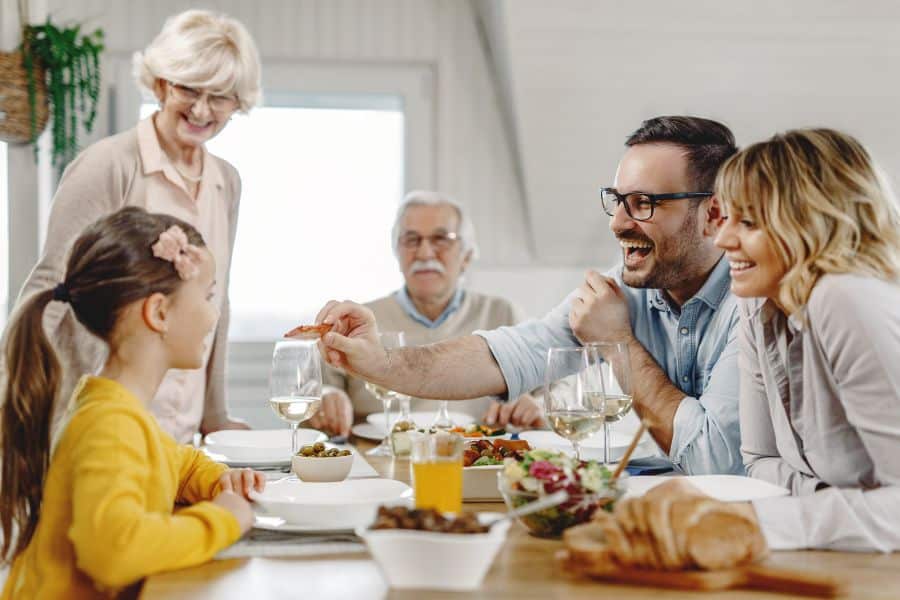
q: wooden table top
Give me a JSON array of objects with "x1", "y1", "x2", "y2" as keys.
[{"x1": 141, "y1": 440, "x2": 900, "y2": 599}]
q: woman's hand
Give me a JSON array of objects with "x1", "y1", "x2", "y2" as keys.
[
  {"x1": 218, "y1": 468, "x2": 266, "y2": 500},
  {"x1": 212, "y1": 490, "x2": 255, "y2": 534}
]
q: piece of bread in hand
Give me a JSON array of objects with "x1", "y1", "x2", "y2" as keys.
[{"x1": 284, "y1": 324, "x2": 333, "y2": 340}]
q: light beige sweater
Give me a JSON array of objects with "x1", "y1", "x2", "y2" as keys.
[
  {"x1": 3, "y1": 118, "x2": 240, "y2": 441},
  {"x1": 324, "y1": 290, "x2": 525, "y2": 418}
]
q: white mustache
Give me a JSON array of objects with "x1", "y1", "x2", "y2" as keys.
[{"x1": 410, "y1": 260, "x2": 446, "y2": 274}]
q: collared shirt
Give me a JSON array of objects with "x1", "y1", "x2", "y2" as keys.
[
  {"x1": 740, "y1": 274, "x2": 900, "y2": 552},
  {"x1": 394, "y1": 286, "x2": 465, "y2": 329},
  {"x1": 475, "y1": 256, "x2": 742, "y2": 475}
]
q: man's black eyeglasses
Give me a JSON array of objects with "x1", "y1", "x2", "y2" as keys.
[{"x1": 599, "y1": 187, "x2": 713, "y2": 222}]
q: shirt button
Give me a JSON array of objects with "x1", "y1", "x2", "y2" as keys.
[
  {"x1": 682, "y1": 376, "x2": 689, "y2": 382},
  {"x1": 680, "y1": 327, "x2": 689, "y2": 335}
]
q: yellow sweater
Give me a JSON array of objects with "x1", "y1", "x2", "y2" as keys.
[{"x1": 2, "y1": 376, "x2": 241, "y2": 599}]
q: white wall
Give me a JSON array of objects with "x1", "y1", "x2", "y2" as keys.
[{"x1": 489, "y1": 0, "x2": 900, "y2": 268}]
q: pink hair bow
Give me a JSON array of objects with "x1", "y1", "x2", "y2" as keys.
[{"x1": 152, "y1": 225, "x2": 203, "y2": 280}]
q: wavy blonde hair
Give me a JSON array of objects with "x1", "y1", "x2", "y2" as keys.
[
  {"x1": 133, "y1": 9, "x2": 261, "y2": 112},
  {"x1": 716, "y1": 128, "x2": 900, "y2": 315}
]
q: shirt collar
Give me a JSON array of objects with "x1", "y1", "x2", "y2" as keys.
[
  {"x1": 137, "y1": 113, "x2": 225, "y2": 194},
  {"x1": 647, "y1": 254, "x2": 732, "y2": 312},
  {"x1": 395, "y1": 286, "x2": 465, "y2": 329}
]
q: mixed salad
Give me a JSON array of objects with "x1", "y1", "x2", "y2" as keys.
[{"x1": 499, "y1": 449, "x2": 620, "y2": 537}]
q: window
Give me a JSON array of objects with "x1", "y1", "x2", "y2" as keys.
[{"x1": 140, "y1": 100, "x2": 406, "y2": 339}]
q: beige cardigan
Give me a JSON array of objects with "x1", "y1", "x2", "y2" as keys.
[{"x1": 7, "y1": 119, "x2": 241, "y2": 439}]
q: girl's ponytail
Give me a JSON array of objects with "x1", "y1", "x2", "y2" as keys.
[{"x1": 1, "y1": 288, "x2": 61, "y2": 563}]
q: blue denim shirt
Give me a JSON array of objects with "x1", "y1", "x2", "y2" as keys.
[
  {"x1": 475, "y1": 256, "x2": 742, "y2": 475},
  {"x1": 394, "y1": 286, "x2": 465, "y2": 329}
]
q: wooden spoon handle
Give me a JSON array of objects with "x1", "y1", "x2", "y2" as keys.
[{"x1": 744, "y1": 565, "x2": 843, "y2": 598}]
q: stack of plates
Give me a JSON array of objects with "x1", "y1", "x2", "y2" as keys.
[
  {"x1": 352, "y1": 411, "x2": 475, "y2": 441},
  {"x1": 203, "y1": 428, "x2": 326, "y2": 468},
  {"x1": 251, "y1": 478, "x2": 413, "y2": 532}
]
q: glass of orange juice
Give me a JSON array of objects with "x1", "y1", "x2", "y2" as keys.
[{"x1": 410, "y1": 431, "x2": 464, "y2": 513}]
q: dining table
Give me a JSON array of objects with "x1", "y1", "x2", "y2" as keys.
[{"x1": 141, "y1": 436, "x2": 900, "y2": 599}]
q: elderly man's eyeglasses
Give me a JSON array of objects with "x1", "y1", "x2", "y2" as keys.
[
  {"x1": 599, "y1": 187, "x2": 713, "y2": 222},
  {"x1": 398, "y1": 231, "x2": 461, "y2": 251},
  {"x1": 168, "y1": 82, "x2": 239, "y2": 113}
]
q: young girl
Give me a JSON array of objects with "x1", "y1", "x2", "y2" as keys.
[
  {"x1": 714, "y1": 128, "x2": 900, "y2": 551},
  {"x1": 1, "y1": 207, "x2": 264, "y2": 597}
]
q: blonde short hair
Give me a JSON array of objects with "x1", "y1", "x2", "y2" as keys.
[
  {"x1": 391, "y1": 190, "x2": 479, "y2": 260},
  {"x1": 133, "y1": 10, "x2": 261, "y2": 112},
  {"x1": 716, "y1": 128, "x2": 900, "y2": 315}
]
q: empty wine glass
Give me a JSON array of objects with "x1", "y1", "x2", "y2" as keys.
[
  {"x1": 364, "y1": 331, "x2": 406, "y2": 456},
  {"x1": 543, "y1": 346, "x2": 605, "y2": 461},
  {"x1": 431, "y1": 400, "x2": 455, "y2": 429},
  {"x1": 269, "y1": 338, "x2": 323, "y2": 455},
  {"x1": 589, "y1": 341, "x2": 633, "y2": 465}
]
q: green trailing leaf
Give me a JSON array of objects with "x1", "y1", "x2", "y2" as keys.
[{"x1": 19, "y1": 19, "x2": 104, "y2": 173}]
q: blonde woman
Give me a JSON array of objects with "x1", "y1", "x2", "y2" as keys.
[
  {"x1": 714, "y1": 128, "x2": 900, "y2": 551},
  {"x1": 9, "y1": 10, "x2": 262, "y2": 443}
]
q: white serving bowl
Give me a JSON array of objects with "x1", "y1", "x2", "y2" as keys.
[
  {"x1": 358, "y1": 513, "x2": 510, "y2": 590},
  {"x1": 462, "y1": 465, "x2": 504, "y2": 501},
  {"x1": 291, "y1": 452, "x2": 354, "y2": 482},
  {"x1": 250, "y1": 478, "x2": 413, "y2": 530}
]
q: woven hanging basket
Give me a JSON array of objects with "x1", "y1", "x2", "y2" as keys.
[{"x1": 0, "y1": 49, "x2": 49, "y2": 144}]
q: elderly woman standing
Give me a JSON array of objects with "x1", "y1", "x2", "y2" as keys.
[{"x1": 10, "y1": 10, "x2": 262, "y2": 443}]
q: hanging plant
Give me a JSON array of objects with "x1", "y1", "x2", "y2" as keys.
[{"x1": 21, "y1": 18, "x2": 104, "y2": 170}]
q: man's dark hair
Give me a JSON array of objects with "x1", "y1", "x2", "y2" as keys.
[{"x1": 626, "y1": 116, "x2": 738, "y2": 192}]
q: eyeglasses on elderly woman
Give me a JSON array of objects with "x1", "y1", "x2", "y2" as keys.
[{"x1": 167, "y1": 81, "x2": 239, "y2": 113}]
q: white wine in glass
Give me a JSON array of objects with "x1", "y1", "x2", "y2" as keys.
[
  {"x1": 589, "y1": 342, "x2": 633, "y2": 465},
  {"x1": 365, "y1": 331, "x2": 406, "y2": 457},
  {"x1": 269, "y1": 339, "x2": 323, "y2": 455},
  {"x1": 543, "y1": 346, "x2": 605, "y2": 461}
]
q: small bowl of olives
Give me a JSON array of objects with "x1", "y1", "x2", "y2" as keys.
[{"x1": 292, "y1": 442, "x2": 354, "y2": 482}]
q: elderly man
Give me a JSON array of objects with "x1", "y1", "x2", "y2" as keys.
[
  {"x1": 306, "y1": 116, "x2": 744, "y2": 475},
  {"x1": 309, "y1": 191, "x2": 543, "y2": 436}
]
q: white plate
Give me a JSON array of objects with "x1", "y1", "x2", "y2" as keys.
[
  {"x1": 517, "y1": 429, "x2": 656, "y2": 462},
  {"x1": 250, "y1": 478, "x2": 413, "y2": 529},
  {"x1": 366, "y1": 411, "x2": 476, "y2": 429},
  {"x1": 253, "y1": 515, "x2": 361, "y2": 533},
  {"x1": 352, "y1": 422, "x2": 385, "y2": 441},
  {"x1": 625, "y1": 475, "x2": 790, "y2": 502},
  {"x1": 204, "y1": 428, "x2": 326, "y2": 463},
  {"x1": 203, "y1": 448, "x2": 291, "y2": 469}
]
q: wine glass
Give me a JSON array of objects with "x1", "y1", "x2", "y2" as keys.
[
  {"x1": 269, "y1": 338, "x2": 323, "y2": 455},
  {"x1": 364, "y1": 331, "x2": 406, "y2": 456},
  {"x1": 431, "y1": 400, "x2": 455, "y2": 429},
  {"x1": 590, "y1": 341, "x2": 633, "y2": 465},
  {"x1": 543, "y1": 346, "x2": 605, "y2": 461}
]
